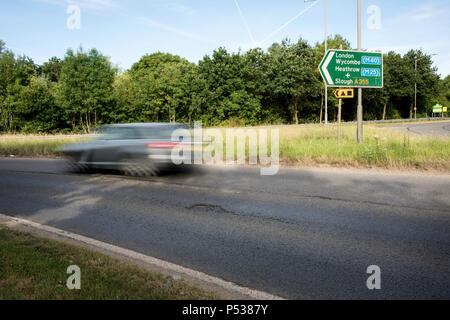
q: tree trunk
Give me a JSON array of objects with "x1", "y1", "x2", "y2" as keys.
[
  {"x1": 289, "y1": 96, "x2": 298, "y2": 125},
  {"x1": 168, "y1": 105, "x2": 171, "y2": 123},
  {"x1": 338, "y1": 98, "x2": 342, "y2": 143},
  {"x1": 409, "y1": 103, "x2": 413, "y2": 120},
  {"x1": 382, "y1": 103, "x2": 387, "y2": 120},
  {"x1": 85, "y1": 112, "x2": 90, "y2": 133},
  {"x1": 80, "y1": 113, "x2": 86, "y2": 133}
]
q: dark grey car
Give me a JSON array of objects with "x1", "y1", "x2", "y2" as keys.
[{"x1": 59, "y1": 123, "x2": 192, "y2": 176}]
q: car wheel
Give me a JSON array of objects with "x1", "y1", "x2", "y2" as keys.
[
  {"x1": 65, "y1": 159, "x2": 89, "y2": 173},
  {"x1": 120, "y1": 158, "x2": 159, "y2": 177}
]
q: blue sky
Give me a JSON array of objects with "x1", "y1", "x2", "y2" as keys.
[{"x1": 1, "y1": 0, "x2": 449, "y2": 77}]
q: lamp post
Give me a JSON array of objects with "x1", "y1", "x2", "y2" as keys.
[{"x1": 305, "y1": 0, "x2": 327, "y2": 124}]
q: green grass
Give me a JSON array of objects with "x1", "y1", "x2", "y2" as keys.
[
  {"x1": 277, "y1": 125, "x2": 449, "y2": 170},
  {"x1": 213, "y1": 124, "x2": 449, "y2": 170},
  {"x1": 0, "y1": 226, "x2": 216, "y2": 300}
]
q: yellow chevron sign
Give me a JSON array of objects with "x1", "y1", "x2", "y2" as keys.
[{"x1": 334, "y1": 89, "x2": 354, "y2": 99}]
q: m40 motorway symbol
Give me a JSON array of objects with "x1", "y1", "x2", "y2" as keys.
[{"x1": 319, "y1": 50, "x2": 383, "y2": 88}]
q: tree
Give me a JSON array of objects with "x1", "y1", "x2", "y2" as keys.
[
  {"x1": 0, "y1": 37, "x2": 446, "y2": 132},
  {"x1": 267, "y1": 38, "x2": 321, "y2": 124},
  {"x1": 130, "y1": 52, "x2": 184, "y2": 75},
  {"x1": 0, "y1": 40, "x2": 5, "y2": 54},
  {"x1": 38, "y1": 57, "x2": 63, "y2": 83},
  {"x1": 380, "y1": 52, "x2": 409, "y2": 119},
  {"x1": 14, "y1": 55, "x2": 37, "y2": 86},
  {"x1": 130, "y1": 52, "x2": 200, "y2": 123},
  {"x1": 112, "y1": 72, "x2": 140, "y2": 123},
  {"x1": 59, "y1": 48, "x2": 116, "y2": 132},
  {"x1": 0, "y1": 48, "x2": 16, "y2": 131},
  {"x1": 15, "y1": 76, "x2": 62, "y2": 132},
  {"x1": 0, "y1": 41, "x2": 37, "y2": 132},
  {"x1": 437, "y1": 75, "x2": 450, "y2": 107},
  {"x1": 403, "y1": 50, "x2": 440, "y2": 118},
  {"x1": 1, "y1": 83, "x2": 22, "y2": 132},
  {"x1": 363, "y1": 52, "x2": 403, "y2": 120},
  {"x1": 242, "y1": 48, "x2": 281, "y2": 123},
  {"x1": 198, "y1": 47, "x2": 262, "y2": 125}
]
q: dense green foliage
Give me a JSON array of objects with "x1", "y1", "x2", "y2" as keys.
[{"x1": 0, "y1": 36, "x2": 447, "y2": 133}]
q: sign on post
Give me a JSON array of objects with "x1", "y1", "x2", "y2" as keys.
[
  {"x1": 432, "y1": 104, "x2": 447, "y2": 113},
  {"x1": 334, "y1": 89, "x2": 354, "y2": 99},
  {"x1": 319, "y1": 50, "x2": 383, "y2": 88}
]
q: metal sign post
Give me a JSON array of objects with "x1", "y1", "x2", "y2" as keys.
[
  {"x1": 318, "y1": 1, "x2": 383, "y2": 144},
  {"x1": 338, "y1": 98, "x2": 342, "y2": 143},
  {"x1": 357, "y1": 0, "x2": 363, "y2": 144}
]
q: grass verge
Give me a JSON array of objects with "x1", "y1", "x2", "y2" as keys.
[
  {"x1": 277, "y1": 125, "x2": 449, "y2": 171},
  {"x1": 0, "y1": 135, "x2": 87, "y2": 158},
  {"x1": 0, "y1": 225, "x2": 216, "y2": 299}
]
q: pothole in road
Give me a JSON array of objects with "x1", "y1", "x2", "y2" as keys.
[{"x1": 186, "y1": 203, "x2": 232, "y2": 214}]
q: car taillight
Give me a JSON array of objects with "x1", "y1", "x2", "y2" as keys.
[{"x1": 146, "y1": 142, "x2": 179, "y2": 149}]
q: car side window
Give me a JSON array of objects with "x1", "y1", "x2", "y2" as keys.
[
  {"x1": 140, "y1": 125, "x2": 190, "y2": 140},
  {"x1": 140, "y1": 127, "x2": 173, "y2": 139},
  {"x1": 100, "y1": 127, "x2": 142, "y2": 140}
]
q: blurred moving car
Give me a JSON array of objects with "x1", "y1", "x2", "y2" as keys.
[{"x1": 59, "y1": 123, "x2": 192, "y2": 176}]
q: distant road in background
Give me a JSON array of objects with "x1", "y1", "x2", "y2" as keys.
[
  {"x1": 379, "y1": 120, "x2": 450, "y2": 136},
  {"x1": 4, "y1": 119, "x2": 450, "y2": 140}
]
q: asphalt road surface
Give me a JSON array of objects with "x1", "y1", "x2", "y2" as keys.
[
  {"x1": 379, "y1": 120, "x2": 450, "y2": 136},
  {"x1": 0, "y1": 158, "x2": 449, "y2": 299}
]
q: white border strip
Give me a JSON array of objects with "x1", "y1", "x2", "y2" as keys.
[
  {"x1": 0, "y1": 213, "x2": 284, "y2": 300},
  {"x1": 321, "y1": 51, "x2": 335, "y2": 85}
]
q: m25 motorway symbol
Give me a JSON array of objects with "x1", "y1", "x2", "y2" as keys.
[{"x1": 319, "y1": 50, "x2": 383, "y2": 88}]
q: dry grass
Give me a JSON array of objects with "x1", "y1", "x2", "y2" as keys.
[
  {"x1": 277, "y1": 125, "x2": 449, "y2": 170},
  {"x1": 1, "y1": 124, "x2": 449, "y2": 171},
  {"x1": 0, "y1": 136, "x2": 88, "y2": 158}
]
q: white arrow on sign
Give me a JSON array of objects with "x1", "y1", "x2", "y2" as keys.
[{"x1": 320, "y1": 51, "x2": 335, "y2": 85}]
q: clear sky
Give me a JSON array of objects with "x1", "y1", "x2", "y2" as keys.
[{"x1": 1, "y1": 0, "x2": 449, "y2": 77}]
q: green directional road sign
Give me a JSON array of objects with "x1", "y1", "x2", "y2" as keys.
[
  {"x1": 432, "y1": 104, "x2": 447, "y2": 113},
  {"x1": 319, "y1": 50, "x2": 383, "y2": 88},
  {"x1": 432, "y1": 104, "x2": 443, "y2": 113}
]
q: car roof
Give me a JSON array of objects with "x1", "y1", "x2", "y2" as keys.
[{"x1": 102, "y1": 123, "x2": 186, "y2": 128}]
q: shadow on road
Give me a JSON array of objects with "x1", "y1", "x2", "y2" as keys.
[{"x1": 0, "y1": 158, "x2": 449, "y2": 299}]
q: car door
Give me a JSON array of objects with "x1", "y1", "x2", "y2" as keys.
[{"x1": 90, "y1": 127, "x2": 143, "y2": 167}]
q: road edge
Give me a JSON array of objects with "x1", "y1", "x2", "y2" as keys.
[{"x1": 0, "y1": 213, "x2": 284, "y2": 300}]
